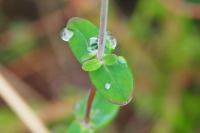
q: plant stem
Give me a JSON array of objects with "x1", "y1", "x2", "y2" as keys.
[
  {"x1": 84, "y1": 86, "x2": 96, "y2": 124},
  {"x1": 97, "y1": 0, "x2": 109, "y2": 60},
  {"x1": 84, "y1": 0, "x2": 109, "y2": 124}
]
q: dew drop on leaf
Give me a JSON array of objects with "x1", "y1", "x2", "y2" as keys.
[
  {"x1": 106, "y1": 32, "x2": 117, "y2": 49},
  {"x1": 60, "y1": 28, "x2": 74, "y2": 42},
  {"x1": 88, "y1": 37, "x2": 98, "y2": 54},
  {"x1": 105, "y1": 83, "x2": 111, "y2": 90},
  {"x1": 121, "y1": 97, "x2": 133, "y2": 106},
  {"x1": 118, "y1": 56, "x2": 127, "y2": 64}
]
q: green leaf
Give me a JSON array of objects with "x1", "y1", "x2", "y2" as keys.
[
  {"x1": 75, "y1": 93, "x2": 119, "y2": 129},
  {"x1": 103, "y1": 54, "x2": 118, "y2": 66},
  {"x1": 67, "y1": 18, "x2": 99, "y2": 40},
  {"x1": 67, "y1": 121, "x2": 94, "y2": 133},
  {"x1": 66, "y1": 17, "x2": 114, "y2": 63},
  {"x1": 68, "y1": 29, "x2": 91, "y2": 63},
  {"x1": 67, "y1": 18, "x2": 98, "y2": 63},
  {"x1": 89, "y1": 57, "x2": 134, "y2": 105},
  {"x1": 82, "y1": 59, "x2": 102, "y2": 72}
]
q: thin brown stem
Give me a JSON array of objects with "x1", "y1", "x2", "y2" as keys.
[{"x1": 84, "y1": 86, "x2": 96, "y2": 124}]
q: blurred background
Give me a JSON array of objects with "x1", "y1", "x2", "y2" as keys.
[{"x1": 0, "y1": 0, "x2": 200, "y2": 133}]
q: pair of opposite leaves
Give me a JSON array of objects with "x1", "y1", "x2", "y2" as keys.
[
  {"x1": 65, "y1": 17, "x2": 134, "y2": 106},
  {"x1": 64, "y1": 17, "x2": 134, "y2": 133}
]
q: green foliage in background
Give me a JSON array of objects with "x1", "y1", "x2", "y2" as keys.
[
  {"x1": 0, "y1": 24, "x2": 39, "y2": 64},
  {"x1": 130, "y1": 0, "x2": 200, "y2": 133},
  {"x1": 185, "y1": 0, "x2": 200, "y2": 3},
  {"x1": 0, "y1": 108, "x2": 21, "y2": 133}
]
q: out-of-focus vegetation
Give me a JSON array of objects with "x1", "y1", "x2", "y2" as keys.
[{"x1": 0, "y1": 0, "x2": 199, "y2": 133}]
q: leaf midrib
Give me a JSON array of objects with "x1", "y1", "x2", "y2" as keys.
[{"x1": 103, "y1": 65, "x2": 127, "y2": 102}]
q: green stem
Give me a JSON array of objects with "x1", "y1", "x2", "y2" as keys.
[{"x1": 97, "y1": 0, "x2": 109, "y2": 60}]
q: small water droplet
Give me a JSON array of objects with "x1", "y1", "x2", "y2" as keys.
[
  {"x1": 118, "y1": 56, "x2": 127, "y2": 64},
  {"x1": 88, "y1": 37, "x2": 98, "y2": 54},
  {"x1": 106, "y1": 32, "x2": 117, "y2": 49},
  {"x1": 60, "y1": 28, "x2": 74, "y2": 42},
  {"x1": 121, "y1": 97, "x2": 133, "y2": 106},
  {"x1": 105, "y1": 83, "x2": 111, "y2": 90}
]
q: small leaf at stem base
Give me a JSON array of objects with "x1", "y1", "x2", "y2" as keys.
[{"x1": 82, "y1": 59, "x2": 102, "y2": 72}]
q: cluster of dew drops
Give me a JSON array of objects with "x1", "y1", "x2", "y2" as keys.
[
  {"x1": 61, "y1": 27, "x2": 120, "y2": 91},
  {"x1": 61, "y1": 28, "x2": 117, "y2": 55}
]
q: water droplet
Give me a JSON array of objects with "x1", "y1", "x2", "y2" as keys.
[
  {"x1": 106, "y1": 32, "x2": 117, "y2": 49},
  {"x1": 60, "y1": 28, "x2": 74, "y2": 42},
  {"x1": 88, "y1": 37, "x2": 98, "y2": 54},
  {"x1": 105, "y1": 83, "x2": 111, "y2": 90},
  {"x1": 120, "y1": 97, "x2": 133, "y2": 106},
  {"x1": 118, "y1": 56, "x2": 127, "y2": 64}
]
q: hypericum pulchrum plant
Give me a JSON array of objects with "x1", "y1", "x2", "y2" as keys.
[{"x1": 61, "y1": 0, "x2": 134, "y2": 132}]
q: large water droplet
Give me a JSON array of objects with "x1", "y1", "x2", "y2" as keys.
[
  {"x1": 105, "y1": 83, "x2": 111, "y2": 90},
  {"x1": 106, "y1": 32, "x2": 117, "y2": 49},
  {"x1": 60, "y1": 28, "x2": 74, "y2": 42},
  {"x1": 88, "y1": 37, "x2": 98, "y2": 54},
  {"x1": 118, "y1": 56, "x2": 127, "y2": 64}
]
